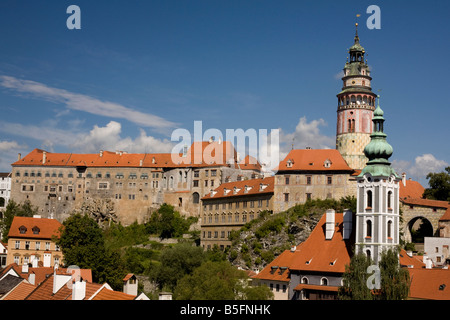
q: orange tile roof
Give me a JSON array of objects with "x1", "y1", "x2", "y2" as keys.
[
  {"x1": 8, "y1": 216, "x2": 62, "y2": 240},
  {"x1": 2, "y1": 280, "x2": 36, "y2": 300},
  {"x1": 12, "y1": 141, "x2": 251, "y2": 170},
  {"x1": 252, "y1": 248, "x2": 300, "y2": 283},
  {"x1": 90, "y1": 286, "x2": 136, "y2": 300},
  {"x1": 201, "y1": 176, "x2": 274, "y2": 200},
  {"x1": 288, "y1": 212, "x2": 354, "y2": 273},
  {"x1": 399, "y1": 178, "x2": 425, "y2": 199},
  {"x1": 275, "y1": 149, "x2": 353, "y2": 172},
  {"x1": 408, "y1": 268, "x2": 450, "y2": 300},
  {"x1": 399, "y1": 249, "x2": 425, "y2": 269}
]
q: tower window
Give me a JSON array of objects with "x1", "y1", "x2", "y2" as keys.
[
  {"x1": 387, "y1": 191, "x2": 393, "y2": 209},
  {"x1": 366, "y1": 190, "x2": 373, "y2": 209},
  {"x1": 387, "y1": 220, "x2": 393, "y2": 239},
  {"x1": 366, "y1": 220, "x2": 372, "y2": 238}
]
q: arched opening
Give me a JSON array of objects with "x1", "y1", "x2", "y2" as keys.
[
  {"x1": 0, "y1": 197, "x2": 5, "y2": 208},
  {"x1": 366, "y1": 190, "x2": 373, "y2": 208},
  {"x1": 366, "y1": 219, "x2": 372, "y2": 238},
  {"x1": 192, "y1": 192, "x2": 200, "y2": 204},
  {"x1": 408, "y1": 217, "x2": 434, "y2": 244}
]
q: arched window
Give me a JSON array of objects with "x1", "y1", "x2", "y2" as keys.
[
  {"x1": 169, "y1": 176, "x2": 174, "y2": 189},
  {"x1": 192, "y1": 192, "x2": 199, "y2": 204},
  {"x1": 366, "y1": 190, "x2": 373, "y2": 208},
  {"x1": 366, "y1": 219, "x2": 372, "y2": 238},
  {"x1": 387, "y1": 220, "x2": 393, "y2": 238},
  {"x1": 301, "y1": 277, "x2": 309, "y2": 284},
  {"x1": 387, "y1": 191, "x2": 393, "y2": 209},
  {"x1": 366, "y1": 249, "x2": 371, "y2": 261},
  {"x1": 321, "y1": 277, "x2": 328, "y2": 286}
]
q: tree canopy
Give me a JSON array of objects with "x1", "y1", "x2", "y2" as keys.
[
  {"x1": 0, "y1": 199, "x2": 38, "y2": 242},
  {"x1": 423, "y1": 166, "x2": 450, "y2": 201}
]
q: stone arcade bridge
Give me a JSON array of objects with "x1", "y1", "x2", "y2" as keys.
[{"x1": 400, "y1": 197, "x2": 449, "y2": 244}]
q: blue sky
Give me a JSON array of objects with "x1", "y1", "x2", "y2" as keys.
[{"x1": 0, "y1": 0, "x2": 449, "y2": 186}]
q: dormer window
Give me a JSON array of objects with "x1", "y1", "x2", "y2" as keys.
[
  {"x1": 32, "y1": 226, "x2": 40, "y2": 235},
  {"x1": 286, "y1": 159, "x2": 293, "y2": 168},
  {"x1": 223, "y1": 188, "x2": 230, "y2": 196},
  {"x1": 19, "y1": 226, "x2": 27, "y2": 234},
  {"x1": 324, "y1": 159, "x2": 332, "y2": 168}
]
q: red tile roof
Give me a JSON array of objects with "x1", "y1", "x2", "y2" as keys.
[
  {"x1": 201, "y1": 176, "x2": 274, "y2": 200},
  {"x1": 252, "y1": 247, "x2": 301, "y2": 283},
  {"x1": 90, "y1": 286, "x2": 136, "y2": 300},
  {"x1": 399, "y1": 178, "x2": 425, "y2": 199},
  {"x1": 12, "y1": 141, "x2": 256, "y2": 170},
  {"x1": 2, "y1": 280, "x2": 36, "y2": 300},
  {"x1": 8, "y1": 216, "x2": 62, "y2": 240},
  {"x1": 288, "y1": 212, "x2": 354, "y2": 274},
  {"x1": 408, "y1": 268, "x2": 450, "y2": 300},
  {"x1": 399, "y1": 249, "x2": 425, "y2": 269},
  {"x1": 275, "y1": 149, "x2": 353, "y2": 172}
]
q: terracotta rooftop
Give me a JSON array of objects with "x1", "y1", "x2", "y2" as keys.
[
  {"x1": 275, "y1": 149, "x2": 353, "y2": 172},
  {"x1": 288, "y1": 211, "x2": 354, "y2": 274},
  {"x1": 408, "y1": 267, "x2": 450, "y2": 300},
  {"x1": 399, "y1": 177, "x2": 425, "y2": 199},
  {"x1": 252, "y1": 246, "x2": 302, "y2": 283},
  {"x1": 11, "y1": 140, "x2": 260, "y2": 170},
  {"x1": 201, "y1": 176, "x2": 274, "y2": 200},
  {"x1": 90, "y1": 286, "x2": 136, "y2": 300},
  {"x1": 8, "y1": 216, "x2": 62, "y2": 240},
  {"x1": 2, "y1": 280, "x2": 36, "y2": 300}
]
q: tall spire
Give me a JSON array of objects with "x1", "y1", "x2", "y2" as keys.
[{"x1": 354, "y1": 14, "x2": 360, "y2": 44}]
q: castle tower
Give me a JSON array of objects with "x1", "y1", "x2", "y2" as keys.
[
  {"x1": 336, "y1": 23, "x2": 378, "y2": 170},
  {"x1": 355, "y1": 98, "x2": 401, "y2": 265}
]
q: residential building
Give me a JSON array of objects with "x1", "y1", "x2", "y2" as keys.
[
  {"x1": 200, "y1": 176, "x2": 274, "y2": 250},
  {"x1": 10, "y1": 140, "x2": 261, "y2": 225},
  {"x1": 273, "y1": 149, "x2": 357, "y2": 213},
  {"x1": 6, "y1": 216, "x2": 63, "y2": 267}
]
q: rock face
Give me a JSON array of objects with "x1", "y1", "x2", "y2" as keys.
[
  {"x1": 227, "y1": 211, "x2": 322, "y2": 272},
  {"x1": 80, "y1": 198, "x2": 118, "y2": 225}
]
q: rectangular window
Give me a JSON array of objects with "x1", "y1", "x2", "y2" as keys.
[
  {"x1": 211, "y1": 170, "x2": 217, "y2": 177},
  {"x1": 284, "y1": 193, "x2": 289, "y2": 202},
  {"x1": 327, "y1": 176, "x2": 332, "y2": 185},
  {"x1": 285, "y1": 176, "x2": 289, "y2": 185},
  {"x1": 194, "y1": 170, "x2": 200, "y2": 178},
  {"x1": 15, "y1": 240, "x2": 20, "y2": 249},
  {"x1": 45, "y1": 242, "x2": 50, "y2": 250},
  {"x1": 306, "y1": 193, "x2": 312, "y2": 200},
  {"x1": 193, "y1": 180, "x2": 199, "y2": 187},
  {"x1": 306, "y1": 176, "x2": 312, "y2": 185}
]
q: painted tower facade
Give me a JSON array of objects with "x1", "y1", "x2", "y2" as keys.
[
  {"x1": 355, "y1": 99, "x2": 400, "y2": 265},
  {"x1": 336, "y1": 23, "x2": 377, "y2": 170}
]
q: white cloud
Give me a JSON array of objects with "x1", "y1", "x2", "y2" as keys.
[
  {"x1": 280, "y1": 116, "x2": 334, "y2": 156},
  {"x1": 72, "y1": 121, "x2": 174, "y2": 154},
  {"x1": 392, "y1": 153, "x2": 449, "y2": 187},
  {"x1": 0, "y1": 140, "x2": 26, "y2": 151},
  {"x1": 0, "y1": 75, "x2": 177, "y2": 132},
  {"x1": 0, "y1": 140, "x2": 28, "y2": 172}
]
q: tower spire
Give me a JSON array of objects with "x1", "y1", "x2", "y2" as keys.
[{"x1": 354, "y1": 14, "x2": 361, "y2": 44}]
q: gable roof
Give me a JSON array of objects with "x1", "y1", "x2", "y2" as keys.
[
  {"x1": 90, "y1": 286, "x2": 136, "y2": 300},
  {"x1": 275, "y1": 149, "x2": 353, "y2": 172},
  {"x1": 408, "y1": 268, "x2": 450, "y2": 300},
  {"x1": 11, "y1": 140, "x2": 255, "y2": 170},
  {"x1": 8, "y1": 216, "x2": 62, "y2": 240},
  {"x1": 399, "y1": 178, "x2": 425, "y2": 199},
  {"x1": 288, "y1": 212, "x2": 354, "y2": 274},
  {"x1": 252, "y1": 247, "x2": 301, "y2": 283},
  {"x1": 201, "y1": 176, "x2": 274, "y2": 200},
  {"x1": 1, "y1": 280, "x2": 36, "y2": 300}
]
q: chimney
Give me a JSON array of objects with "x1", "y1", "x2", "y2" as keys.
[
  {"x1": 22, "y1": 263, "x2": 29, "y2": 274},
  {"x1": 18, "y1": 153, "x2": 21, "y2": 161},
  {"x1": 424, "y1": 256, "x2": 433, "y2": 269},
  {"x1": 139, "y1": 159, "x2": 143, "y2": 167},
  {"x1": 53, "y1": 271, "x2": 71, "y2": 294},
  {"x1": 325, "y1": 209, "x2": 335, "y2": 240},
  {"x1": 28, "y1": 272, "x2": 35, "y2": 285},
  {"x1": 182, "y1": 144, "x2": 188, "y2": 158},
  {"x1": 31, "y1": 255, "x2": 38, "y2": 268},
  {"x1": 402, "y1": 172, "x2": 406, "y2": 186},
  {"x1": 123, "y1": 274, "x2": 138, "y2": 296},
  {"x1": 72, "y1": 279, "x2": 86, "y2": 300},
  {"x1": 99, "y1": 150, "x2": 103, "y2": 157},
  {"x1": 42, "y1": 151, "x2": 47, "y2": 164},
  {"x1": 343, "y1": 209, "x2": 353, "y2": 240}
]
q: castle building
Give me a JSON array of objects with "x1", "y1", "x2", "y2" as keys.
[
  {"x1": 354, "y1": 98, "x2": 401, "y2": 264},
  {"x1": 336, "y1": 23, "x2": 377, "y2": 170},
  {"x1": 200, "y1": 176, "x2": 274, "y2": 250},
  {"x1": 9, "y1": 141, "x2": 261, "y2": 225}
]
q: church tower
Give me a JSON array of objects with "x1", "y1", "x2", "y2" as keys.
[
  {"x1": 336, "y1": 23, "x2": 378, "y2": 170},
  {"x1": 355, "y1": 98, "x2": 400, "y2": 265}
]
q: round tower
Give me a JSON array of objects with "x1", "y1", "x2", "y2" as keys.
[{"x1": 336, "y1": 23, "x2": 377, "y2": 170}]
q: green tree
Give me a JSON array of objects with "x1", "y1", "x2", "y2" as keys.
[
  {"x1": 339, "y1": 251, "x2": 374, "y2": 300},
  {"x1": 378, "y1": 248, "x2": 410, "y2": 300},
  {"x1": 146, "y1": 204, "x2": 194, "y2": 239},
  {"x1": 174, "y1": 260, "x2": 273, "y2": 300},
  {"x1": 57, "y1": 213, "x2": 126, "y2": 291},
  {"x1": 150, "y1": 242, "x2": 205, "y2": 291},
  {"x1": 423, "y1": 166, "x2": 450, "y2": 201},
  {"x1": 0, "y1": 199, "x2": 38, "y2": 242}
]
